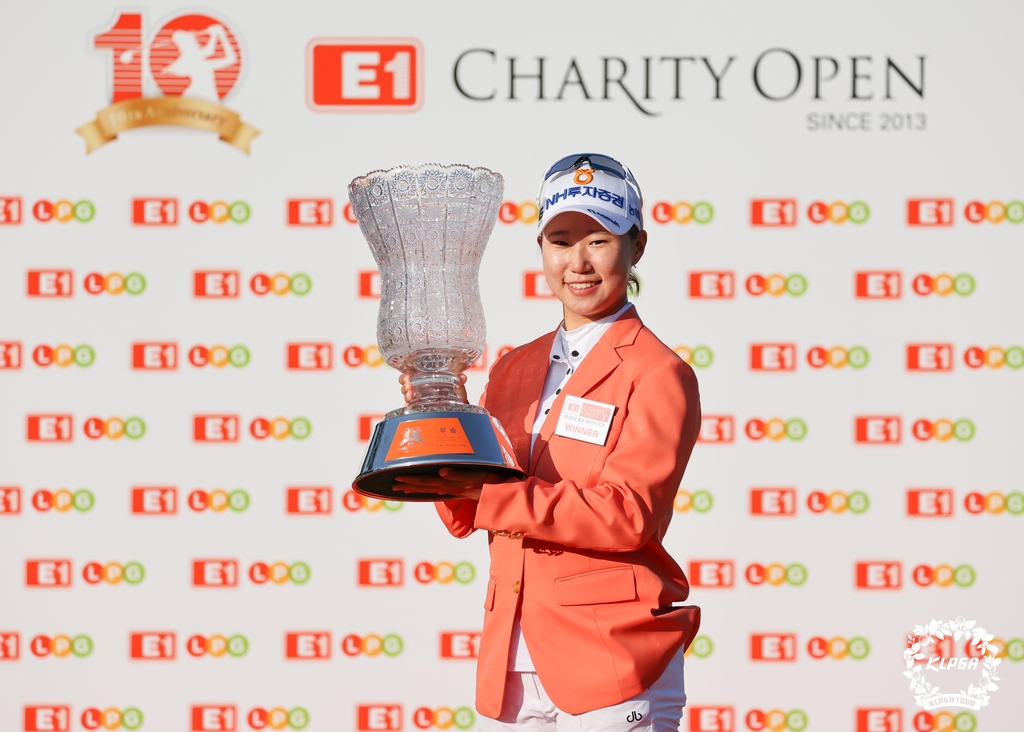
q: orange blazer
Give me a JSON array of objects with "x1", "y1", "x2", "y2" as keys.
[{"x1": 435, "y1": 307, "x2": 702, "y2": 717}]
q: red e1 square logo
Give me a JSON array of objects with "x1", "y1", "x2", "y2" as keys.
[
  {"x1": 193, "y1": 560, "x2": 238, "y2": 587},
  {"x1": 697, "y1": 416, "x2": 734, "y2": 443},
  {"x1": 855, "y1": 561, "x2": 901, "y2": 589},
  {"x1": 907, "y1": 489, "x2": 953, "y2": 517},
  {"x1": 856, "y1": 708, "x2": 901, "y2": 732},
  {"x1": 129, "y1": 632, "x2": 175, "y2": 659},
  {"x1": 287, "y1": 343, "x2": 332, "y2": 370},
  {"x1": 191, "y1": 706, "x2": 237, "y2": 731},
  {"x1": 907, "y1": 344, "x2": 953, "y2": 371},
  {"x1": 751, "y1": 199, "x2": 796, "y2": 227},
  {"x1": 359, "y1": 270, "x2": 381, "y2": 298},
  {"x1": 0, "y1": 632, "x2": 19, "y2": 659},
  {"x1": 688, "y1": 707, "x2": 735, "y2": 732},
  {"x1": 285, "y1": 632, "x2": 331, "y2": 659},
  {"x1": 0, "y1": 342, "x2": 22, "y2": 369},
  {"x1": 132, "y1": 342, "x2": 177, "y2": 370},
  {"x1": 27, "y1": 415, "x2": 73, "y2": 442},
  {"x1": 308, "y1": 38, "x2": 423, "y2": 112},
  {"x1": 750, "y1": 489, "x2": 796, "y2": 516},
  {"x1": 750, "y1": 344, "x2": 796, "y2": 371},
  {"x1": 194, "y1": 271, "x2": 240, "y2": 298},
  {"x1": 855, "y1": 416, "x2": 901, "y2": 444},
  {"x1": 27, "y1": 270, "x2": 73, "y2": 297},
  {"x1": 523, "y1": 272, "x2": 554, "y2": 298},
  {"x1": 0, "y1": 487, "x2": 20, "y2": 514},
  {"x1": 287, "y1": 199, "x2": 332, "y2": 226},
  {"x1": 0, "y1": 197, "x2": 22, "y2": 224},
  {"x1": 688, "y1": 560, "x2": 734, "y2": 588},
  {"x1": 132, "y1": 198, "x2": 177, "y2": 226},
  {"x1": 286, "y1": 487, "x2": 332, "y2": 515},
  {"x1": 750, "y1": 633, "x2": 796, "y2": 661},
  {"x1": 24, "y1": 706, "x2": 71, "y2": 731},
  {"x1": 855, "y1": 271, "x2": 901, "y2": 299},
  {"x1": 440, "y1": 631, "x2": 481, "y2": 659},
  {"x1": 358, "y1": 559, "x2": 403, "y2": 586},
  {"x1": 689, "y1": 271, "x2": 735, "y2": 299},
  {"x1": 25, "y1": 559, "x2": 71, "y2": 587},
  {"x1": 907, "y1": 198, "x2": 953, "y2": 226},
  {"x1": 194, "y1": 416, "x2": 239, "y2": 442},
  {"x1": 357, "y1": 705, "x2": 403, "y2": 731},
  {"x1": 131, "y1": 487, "x2": 177, "y2": 515}
]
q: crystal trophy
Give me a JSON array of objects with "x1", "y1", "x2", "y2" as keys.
[{"x1": 349, "y1": 164, "x2": 525, "y2": 501}]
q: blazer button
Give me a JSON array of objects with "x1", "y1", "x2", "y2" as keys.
[{"x1": 513, "y1": 580, "x2": 520, "y2": 593}]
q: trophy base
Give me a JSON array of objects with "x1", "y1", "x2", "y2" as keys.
[{"x1": 353, "y1": 411, "x2": 526, "y2": 502}]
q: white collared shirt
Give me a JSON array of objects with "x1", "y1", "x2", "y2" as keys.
[{"x1": 509, "y1": 301, "x2": 634, "y2": 672}]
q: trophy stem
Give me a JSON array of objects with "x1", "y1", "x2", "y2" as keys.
[{"x1": 406, "y1": 372, "x2": 472, "y2": 412}]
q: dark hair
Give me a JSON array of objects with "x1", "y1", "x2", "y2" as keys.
[{"x1": 626, "y1": 226, "x2": 641, "y2": 297}]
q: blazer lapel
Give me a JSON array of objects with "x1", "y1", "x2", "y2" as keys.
[
  {"x1": 529, "y1": 308, "x2": 644, "y2": 473},
  {"x1": 501, "y1": 332, "x2": 554, "y2": 470}
]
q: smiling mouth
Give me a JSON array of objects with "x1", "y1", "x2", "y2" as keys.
[{"x1": 567, "y1": 282, "x2": 599, "y2": 291}]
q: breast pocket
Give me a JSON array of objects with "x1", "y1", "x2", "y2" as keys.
[
  {"x1": 553, "y1": 566, "x2": 637, "y2": 606},
  {"x1": 484, "y1": 577, "x2": 497, "y2": 611}
]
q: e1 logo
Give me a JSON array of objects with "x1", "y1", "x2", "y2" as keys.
[
  {"x1": 911, "y1": 564, "x2": 975, "y2": 587},
  {"x1": 0, "y1": 196, "x2": 22, "y2": 224},
  {"x1": 855, "y1": 561, "x2": 901, "y2": 589},
  {"x1": 964, "y1": 200, "x2": 1024, "y2": 224},
  {"x1": 856, "y1": 271, "x2": 901, "y2": 299},
  {"x1": 132, "y1": 343, "x2": 177, "y2": 370},
  {"x1": 286, "y1": 487, "x2": 332, "y2": 515},
  {"x1": 906, "y1": 489, "x2": 954, "y2": 517},
  {"x1": 907, "y1": 199, "x2": 953, "y2": 226},
  {"x1": 247, "y1": 708, "x2": 310, "y2": 730},
  {"x1": 307, "y1": 39, "x2": 423, "y2": 111},
  {"x1": 30, "y1": 634, "x2": 93, "y2": 657},
  {"x1": 673, "y1": 346, "x2": 713, "y2": 368},
  {"x1": 189, "y1": 489, "x2": 250, "y2": 512},
  {"x1": 193, "y1": 560, "x2": 239, "y2": 587},
  {"x1": 285, "y1": 632, "x2": 331, "y2": 659},
  {"x1": 25, "y1": 559, "x2": 73, "y2": 587},
  {"x1": 749, "y1": 489, "x2": 795, "y2": 516},
  {"x1": 414, "y1": 561, "x2": 475, "y2": 584},
  {"x1": 1, "y1": 487, "x2": 22, "y2": 514},
  {"x1": 807, "y1": 346, "x2": 868, "y2": 369},
  {"x1": 907, "y1": 344, "x2": 953, "y2": 372},
  {"x1": 964, "y1": 491, "x2": 1024, "y2": 515},
  {"x1": 251, "y1": 273, "x2": 312, "y2": 296},
  {"x1": 440, "y1": 632, "x2": 482, "y2": 659},
  {"x1": 413, "y1": 707, "x2": 475, "y2": 730},
  {"x1": 27, "y1": 415, "x2": 74, "y2": 443},
  {"x1": 249, "y1": 562, "x2": 311, "y2": 585},
  {"x1": 341, "y1": 633, "x2": 404, "y2": 657},
  {"x1": 688, "y1": 560, "x2": 735, "y2": 588},
  {"x1": 750, "y1": 344, "x2": 796, "y2": 371},
  {"x1": 745, "y1": 563, "x2": 807, "y2": 586},
  {"x1": 745, "y1": 273, "x2": 806, "y2": 297},
  {"x1": 32, "y1": 489, "x2": 94, "y2": 512},
  {"x1": 288, "y1": 343, "x2": 332, "y2": 371},
  {"x1": 689, "y1": 271, "x2": 734, "y2": 299},
  {"x1": 132, "y1": 198, "x2": 177, "y2": 226},
  {"x1": 24, "y1": 706, "x2": 71, "y2": 732},
  {"x1": 807, "y1": 200, "x2": 869, "y2": 224},
  {"x1": 80, "y1": 708, "x2": 144, "y2": 730},
  {"x1": 190, "y1": 706, "x2": 237, "y2": 732},
  {"x1": 912, "y1": 274, "x2": 975, "y2": 297},
  {"x1": 287, "y1": 199, "x2": 333, "y2": 226},
  {"x1": 32, "y1": 344, "x2": 94, "y2": 368},
  {"x1": 745, "y1": 419, "x2": 806, "y2": 441},
  {"x1": 650, "y1": 201, "x2": 714, "y2": 224},
  {"x1": 27, "y1": 270, "x2": 73, "y2": 298},
  {"x1": 84, "y1": 417, "x2": 146, "y2": 440},
  {"x1": 358, "y1": 559, "x2": 403, "y2": 587},
  {"x1": 0, "y1": 342, "x2": 22, "y2": 369},
  {"x1": 83, "y1": 561, "x2": 144, "y2": 585},
  {"x1": 499, "y1": 201, "x2": 539, "y2": 224},
  {"x1": 194, "y1": 415, "x2": 240, "y2": 442},
  {"x1": 0, "y1": 632, "x2": 19, "y2": 659},
  {"x1": 807, "y1": 636, "x2": 869, "y2": 659},
  {"x1": 357, "y1": 705, "x2": 403, "y2": 732},
  {"x1": 359, "y1": 271, "x2": 381, "y2": 298},
  {"x1": 33, "y1": 199, "x2": 95, "y2": 223},
  {"x1": 744, "y1": 709, "x2": 807, "y2": 731},
  {"x1": 855, "y1": 416, "x2": 901, "y2": 444},
  {"x1": 674, "y1": 490, "x2": 713, "y2": 513},
  {"x1": 195, "y1": 271, "x2": 240, "y2": 298},
  {"x1": 750, "y1": 199, "x2": 796, "y2": 227},
  {"x1": 131, "y1": 487, "x2": 177, "y2": 515},
  {"x1": 856, "y1": 709, "x2": 901, "y2": 732},
  {"x1": 688, "y1": 707, "x2": 734, "y2": 732},
  {"x1": 187, "y1": 634, "x2": 249, "y2": 657},
  {"x1": 912, "y1": 419, "x2": 974, "y2": 442},
  {"x1": 250, "y1": 418, "x2": 311, "y2": 440},
  {"x1": 963, "y1": 345, "x2": 1024, "y2": 369},
  {"x1": 189, "y1": 345, "x2": 250, "y2": 368},
  {"x1": 189, "y1": 200, "x2": 250, "y2": 223},
  {"x1": 85, "y1": 272, "x2": 146, "y2": 295},
  {"x1": 749, "y1": 634, "x2": 797, "y2": 661},
  {"x1": 807, "y1": 491, "x2": 869, "y2": 514}
]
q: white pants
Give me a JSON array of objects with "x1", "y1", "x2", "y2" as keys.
[{"x1": 477, "y1": 647, "x2": 686, "y2": 732}]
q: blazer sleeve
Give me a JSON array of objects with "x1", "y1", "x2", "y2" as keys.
[
  {"x1": 433, "y1": 381, "x2": 487, "y2": 538},
  {"x1": 472, "y1": 355, "x2": 700, "y2": 552}
]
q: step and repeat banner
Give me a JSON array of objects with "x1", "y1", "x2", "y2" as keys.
[{"x1": 2, "y1": 1, "x2": 1023, "y2": 731}]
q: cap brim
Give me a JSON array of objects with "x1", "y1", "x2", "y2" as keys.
[{"x1": 540, "y1": 205, "x2": 632, "y2": 236}]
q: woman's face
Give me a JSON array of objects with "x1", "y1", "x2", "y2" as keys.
[{"x1": 539, "y1": 211, "x2": 646, "y2": 330}]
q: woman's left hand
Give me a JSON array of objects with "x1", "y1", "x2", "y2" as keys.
[{"x1": 392, "y1": 467, "x2": 496, "y2": 501}]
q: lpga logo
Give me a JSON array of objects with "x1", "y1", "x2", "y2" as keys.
[
  {"x1": 78, "y1": 11, "x2": 259, "y2": 153},
  {"x1": 903, "y1": 617, "x2": 1003, "y2": 711}
]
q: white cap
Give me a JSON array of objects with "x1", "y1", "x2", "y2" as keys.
[{"x1": 537, "y1": 153, "x2": 643, "y2": 236}]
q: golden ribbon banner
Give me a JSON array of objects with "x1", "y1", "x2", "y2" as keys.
[{"x1": 76, "y1": 97, "x2": 260, "y2": 154}]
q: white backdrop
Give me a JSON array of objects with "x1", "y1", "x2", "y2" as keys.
[{"x1": 2, "y1": 1, "x2": 1023, "y2": 731}]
